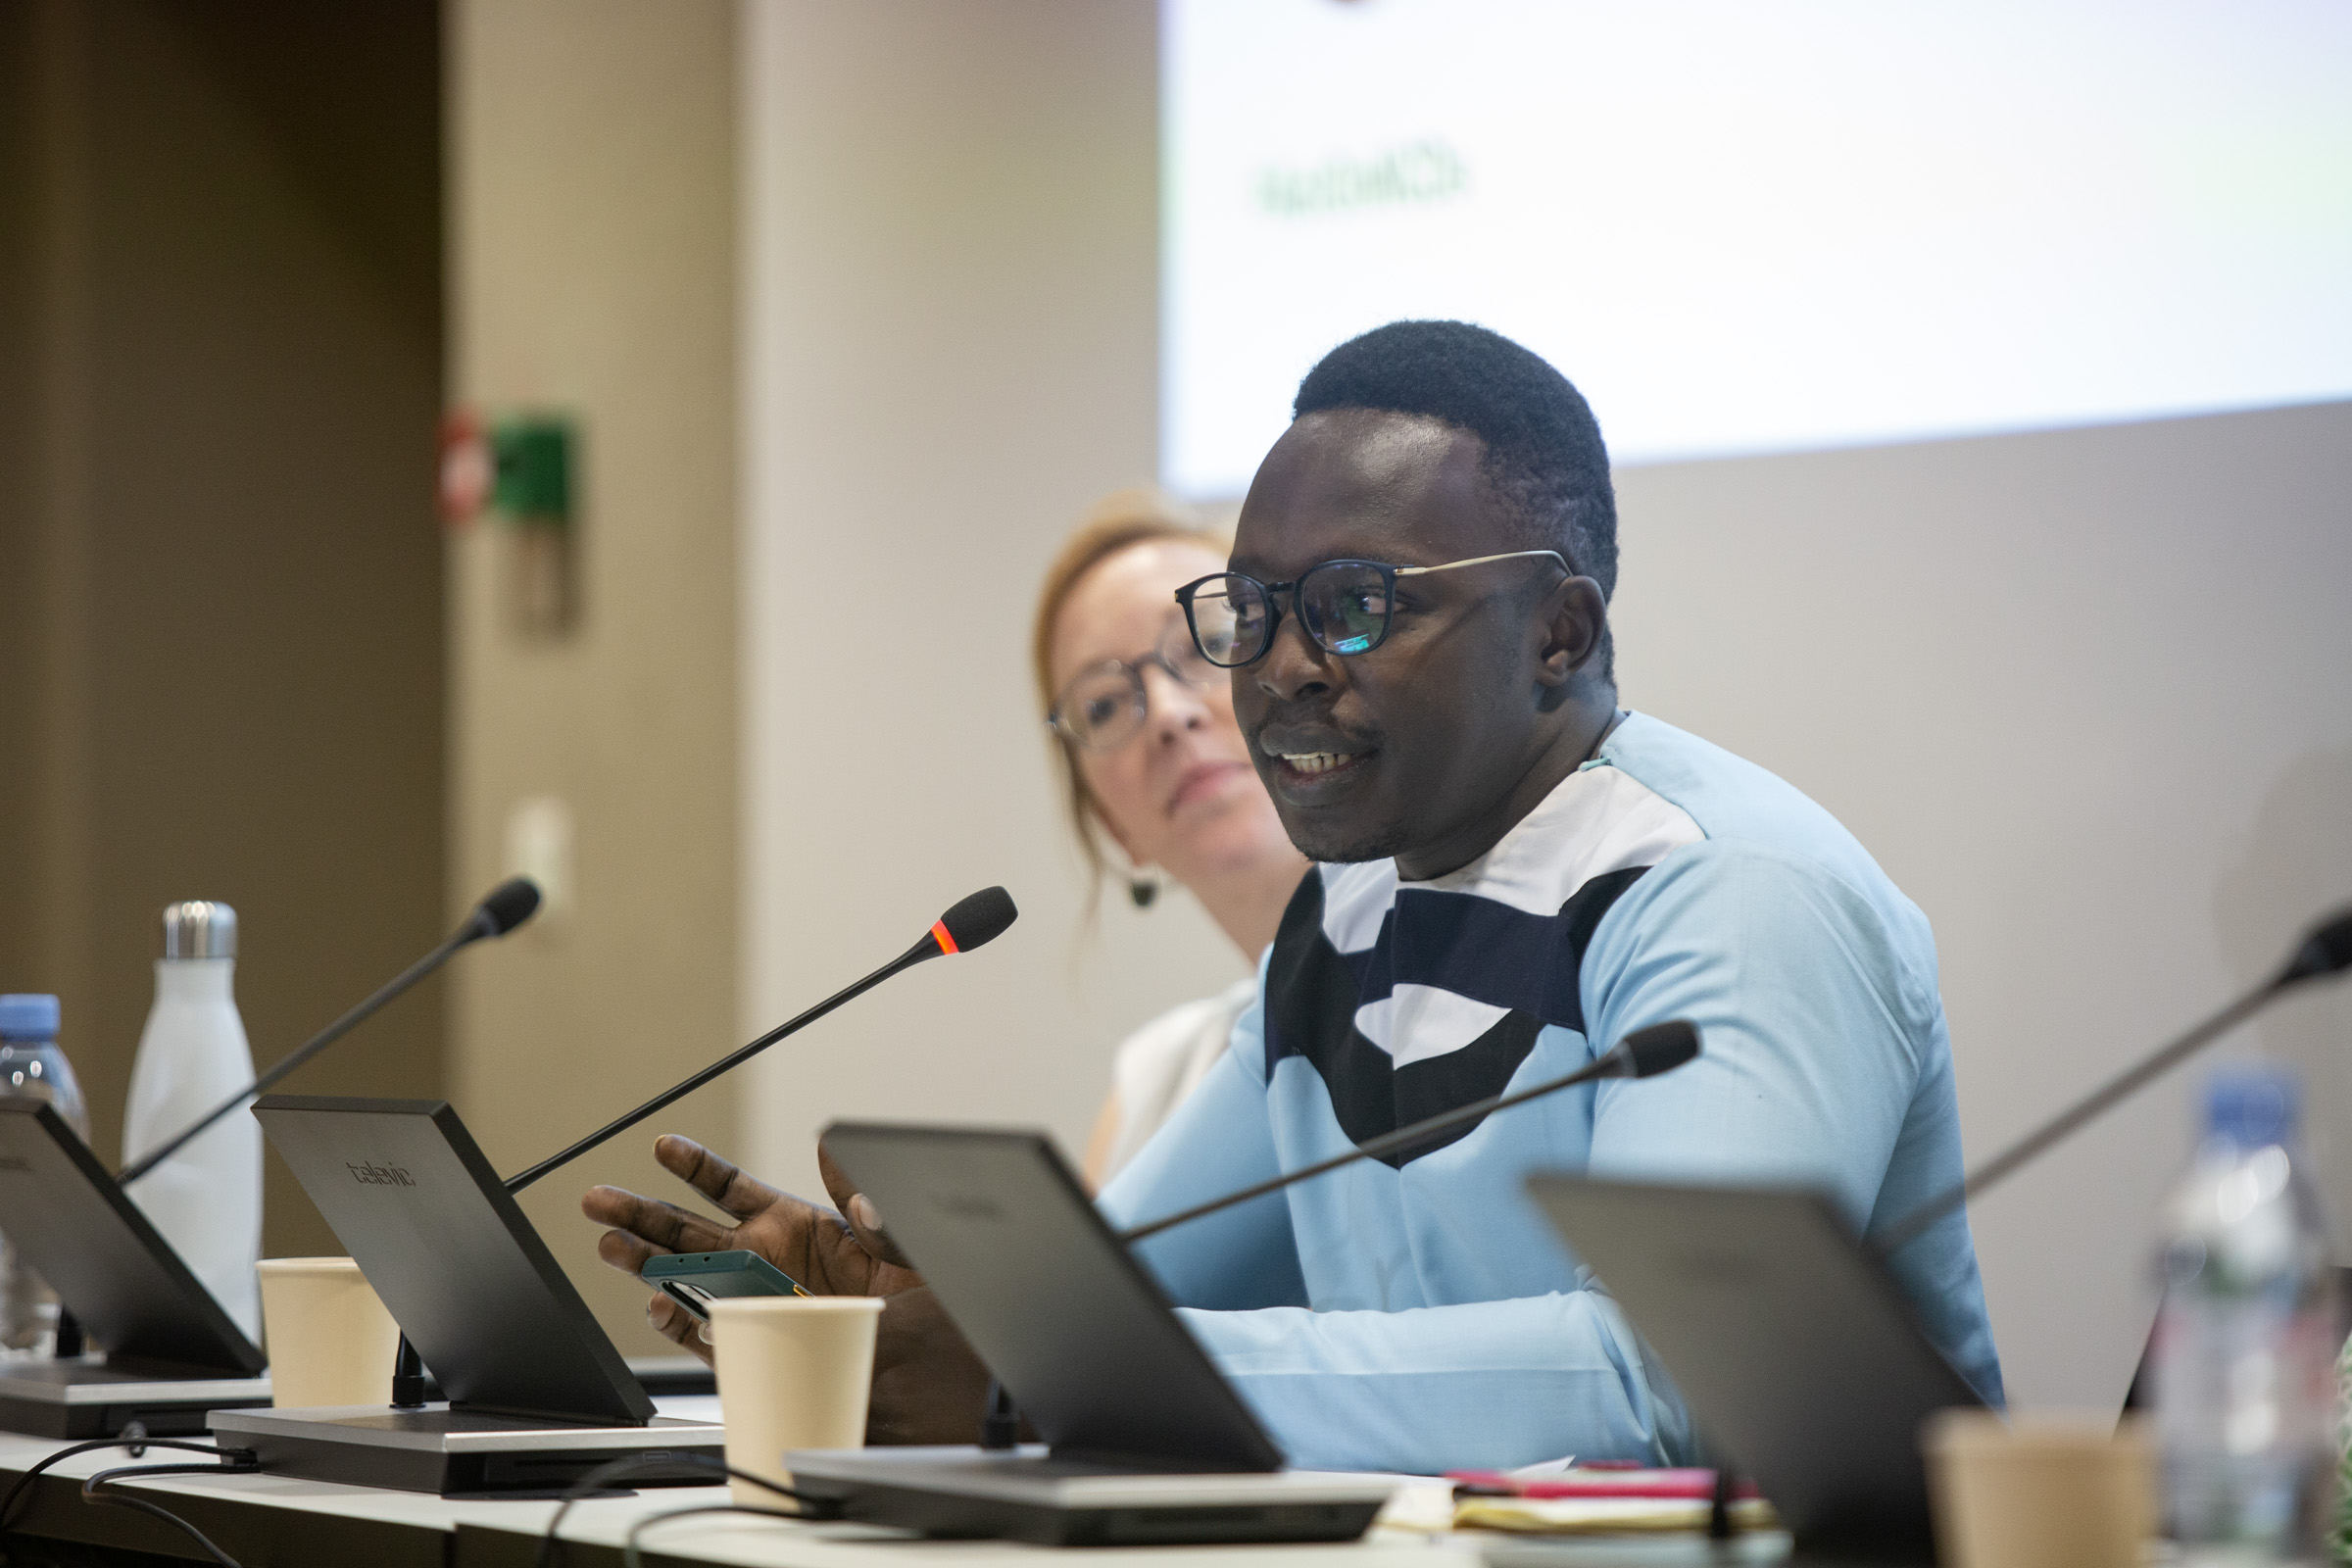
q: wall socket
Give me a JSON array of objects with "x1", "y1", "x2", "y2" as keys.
[{"x1": 505, "y1": 795, "x2": 574, "y2": 924}]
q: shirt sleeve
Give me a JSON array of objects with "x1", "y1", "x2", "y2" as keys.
[
  {"x1": 1099, "y1": 994, "x2": 1310, "y2": 1312},
  {"x1": 1580, "y1": 843, "x2": 2000, "y2": 1405},
  {"x1": 1579, "y1": 842, "x2": 1929, "y2": 1220},
  {"x1": 1168, "y1": 1289, "x2": 1692, "y2": 1473},
  {"x1": 1102, "y1": 842, "x2": 1944, "y2": 1474}
]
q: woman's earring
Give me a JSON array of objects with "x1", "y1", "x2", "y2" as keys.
[{"x1": 1128, "y1": 874, "x2": 1160, "y2": 909}]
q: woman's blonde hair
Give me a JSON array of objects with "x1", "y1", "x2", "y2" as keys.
[{"x1": 1031, "y1": 487, "x2": 1230, "y2": 889}]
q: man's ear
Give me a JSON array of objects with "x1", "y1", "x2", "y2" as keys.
[{"x1": 1535, "y1": 575, "x2": 1609, "y2": 687}]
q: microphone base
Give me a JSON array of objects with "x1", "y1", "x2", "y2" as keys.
[
  {"x1": 208, "y1": 1402, "x2": 724, "y2": 1497},
  {"x1": 0, "y1": 1357, "x2": 271, "y2": 1441},
  {"x1": 784, "y1": 1446, "x2": 1394, "y2": 1546}
]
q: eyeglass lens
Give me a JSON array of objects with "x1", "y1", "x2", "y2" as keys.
[
  {"x1": 1298, "y1": 563, "x2": 1395, "y2": 656},
  {"x1": 1057, "y1": 668, "x2": 1145, "y2": 749},
  {"x1": 1053, "y1": 622, "x2": 1217, "y2": 751},
  {"x1": 1183, "y1": 579, "x2": 1261, "y2": 668},
  {"x1": 1188, "y1": 563, "x2": 1395, "y2": 667}
]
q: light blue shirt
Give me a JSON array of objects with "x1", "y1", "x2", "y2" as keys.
[{"x1": 1097, "y1": 713, "x2": 2001, "y2": 1474}]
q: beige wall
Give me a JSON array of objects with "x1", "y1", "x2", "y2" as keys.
[
  {"x1": 738, "y1": 0, "x2": 2352, "y2": 1413},
  {"x1": 0, "y1": 0, "x2": 445, "y2": 1261},
  {"x1": 739, "y1": 0, "x2": 1243, "y2": 1202},
  {"x1": 447, "y1": 0, "x2": 740, "y2": 1353}
]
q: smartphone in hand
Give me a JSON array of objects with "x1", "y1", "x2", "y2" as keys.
[{"x1": 641, "y1": 1249, "x2": 811, "y2": 1322}]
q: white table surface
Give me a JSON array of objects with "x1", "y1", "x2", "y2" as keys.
[{"x1": 0, "y1": 1423, "x2": 1793, "y2": 1567}]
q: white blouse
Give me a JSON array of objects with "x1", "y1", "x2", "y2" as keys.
[{"x1": 1098, "y1": 976, "x2": 1257, "y2": 1184}]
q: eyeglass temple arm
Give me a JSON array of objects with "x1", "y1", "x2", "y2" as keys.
[{"x1": 1390, "y1": 549, "x2": 1568, "y2": 579}]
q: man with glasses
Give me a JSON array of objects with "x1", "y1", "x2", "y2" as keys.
[
  {"x1": 587, "y1": 320, "x2": 2000, "y2": 1473},
  {"x1": 1087, "y1": 319, "x2": 2001, "y2": 1472}
]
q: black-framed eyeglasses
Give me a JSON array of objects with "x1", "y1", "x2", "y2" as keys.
[
  {"x1": 1174, "y1": 550, "x2": 1567, "y2": 668},
  {"x1": 1045, "y1": 615, "x2": 1219, "y2": 753}
]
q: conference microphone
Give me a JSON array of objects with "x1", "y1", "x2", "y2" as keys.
[
  {"x1": 1116, "y1": 1019, "x2": 1700, "y2": 1246},
  {"x1": 1876, "y1": 902, "x2": 2352, "y2": 1256},
  {"x1": 117, "y1": 877, "x2": 544, "y2": 1187},
  {"x1": 384, "y1": 885, "x2": 1020, "y2": 1407},
  {"x1": 499, "y1": 885, "x2": 1019, "y2": 1196}
]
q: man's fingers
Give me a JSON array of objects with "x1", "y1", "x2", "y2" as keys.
[
  {"x1": 655, "y1": 1134, "x2": 788, "y2": 1220},
  {"x1": 596, "y1": 1228, "x2": 662, "y2": 1276},
  {"x1": 583, "y1": 1182, "x2": 662, "y2": 1230},
  {"x1": 584, "y1": 1185, "x2": 735, "y2": 1255},
  {"x1": 815, "y1": 1142, "x2": 860, "y2": 1215},
  {"x1": 645, "y1": 1291, "x2": 715, "y2": 1366},
  {"x1": 844, "y1": 1195, "x2": 914, "y2": 1270},
  {"x1": 816, "y1": 1141, "x2": 914, "y2": 1269}
]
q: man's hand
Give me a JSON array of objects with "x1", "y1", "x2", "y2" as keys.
[
  {"x1": 584, "y1": 1135, "x2": 918, "y2": 1357},
  {"x1": 582, "y1": 1135, "x2": 997, "y2": 1445}
]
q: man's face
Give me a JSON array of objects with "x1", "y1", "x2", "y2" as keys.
[{"x1": 1229, "y1": 409, "x2": 1560, "y2": 870}]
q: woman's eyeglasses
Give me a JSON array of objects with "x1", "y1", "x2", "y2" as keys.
[
  {"x1": 1046, "y1": 618, "x2": 1219, "y2": 753},
  {"x1": 1174, "y1": 550, "x2": 1566, "y2": 668}
]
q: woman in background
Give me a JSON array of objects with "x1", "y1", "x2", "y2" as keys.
[{"x1": 1033, "y1": 490, "x2": 1307, "y2": 1187}]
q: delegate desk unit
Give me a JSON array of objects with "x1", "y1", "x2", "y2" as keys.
[
  {"x1": 0, "y1": 1432, "x2": 1808, "y2": 1568},
  {"x1": 0, "y1": 1102, "x2": 271, "y2": 1437}
]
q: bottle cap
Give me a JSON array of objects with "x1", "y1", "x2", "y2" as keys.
[
  {"x1": 2205, "y1": 1066, "x2": 2299, "y2": 1149},
  {"x1": 0, "y1": 994, "x2": 61, "y2": 1042},
  {"x1": 161, "y1": 902, "x2": 237, "y2": 959}
]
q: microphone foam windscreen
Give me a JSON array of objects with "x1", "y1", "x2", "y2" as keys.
[
  {"x1": 939, "y1": 886, "x2": 1018, "y2": 953},
  {"x1": 478, "y1": 877, "x2": 544, "y2": 937},
  {"x1": 2283, "y1": 907, "x2": 2352, "y2": 984},
  {"x1": 1619, "y1": 1019, "x2": 1700, "y2": 1079}
]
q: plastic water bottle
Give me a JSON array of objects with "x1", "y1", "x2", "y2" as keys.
[
  {"x1": 122, "y1": 902, "x2": 264, "y2": 1342},
  {"x1": 0, "y1": 993, "x2": 90, "y2": 1352},
  {"x1": 2153, "y1": 1066, "x2": 2339, "y2": 1563}
]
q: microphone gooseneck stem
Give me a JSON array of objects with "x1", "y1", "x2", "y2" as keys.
[
  {"x1": 502, "y1": 938, "x2": 938, "y2": 1196},
  {"x1": 390, "y1": 1333, "x2": 426, "y2": 1407},
  {"x1": 118, "y1": 927, "x2": 476, "y2": 1187},
  {"x1": 1875, "y1": 977, "x2": 2281, "y2": 1256},
  {"x1": 980, "y1": 1381, "x2": 1019, "y2": 1449},
  {"x1": 1118, "y1": 1046, "x2": 1638, "y2": 1247}
]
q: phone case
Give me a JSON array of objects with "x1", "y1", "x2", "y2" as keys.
[{"x1": 641, "y1": 1249, "x2": 812, "y2": 1321}]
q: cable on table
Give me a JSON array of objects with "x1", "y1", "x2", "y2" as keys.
[
  {"x1": 0, "y1": 1437, "x2": 257, "y2": 1568},
  {"x1": 1, "y1": 1438, "x2": 250, "y2": 1531},
  {"x1": 623, "y1": 1502, "x2": 808, "y2": 1568},
  {"x1": 535, "y1": 1452, "x2": 833, "y2": 1568},
  {"x1": 82, "y1": 1459, "x2": 258, "y2": 1567}
]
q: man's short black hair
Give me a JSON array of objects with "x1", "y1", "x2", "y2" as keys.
[{"x1": 1293, "y1": 320, "x2": 1617, "y2": 679}]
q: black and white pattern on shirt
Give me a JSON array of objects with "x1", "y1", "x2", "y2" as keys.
[{"x1": 1261, "y1": 864, "x2": 1649, "y2": 1167}]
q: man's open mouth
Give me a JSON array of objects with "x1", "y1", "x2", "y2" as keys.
[{"x1": 1260, "y1": 734, "x2": 1377, "y2": 788}]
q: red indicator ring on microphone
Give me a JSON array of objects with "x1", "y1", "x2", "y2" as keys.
[{"x1": 930, "y1": 919, "x2": 958, "y2": 956}]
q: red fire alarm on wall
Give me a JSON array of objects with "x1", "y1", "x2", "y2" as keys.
[{"x1": 440, "y1": 410, "x2": 494, "y2": 524}]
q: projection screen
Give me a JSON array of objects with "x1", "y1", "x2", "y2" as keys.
[{"x1": 1163, "y1": 0, "x2": 2352, "y2": 495}]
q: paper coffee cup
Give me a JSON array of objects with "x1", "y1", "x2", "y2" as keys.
[
  {"x1": 1923, "y1": 1409, "x2": 2155, "y2": 1568},
  {"x1": 256, "y1": 1256, "x2": 403, "y2": 1409},
  {"x1": 710, "y1": 1295, "x2": 885, "y2": 1508}
]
